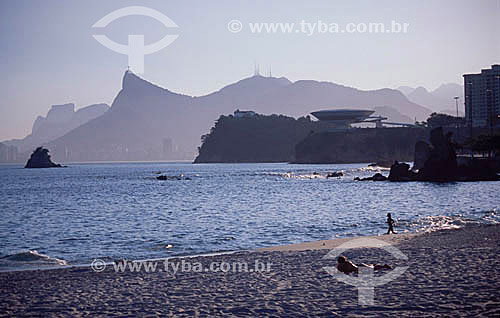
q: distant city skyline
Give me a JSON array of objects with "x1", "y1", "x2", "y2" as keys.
[{"x1": 1, "y1": 0, "x2": 499, "y2": 140}]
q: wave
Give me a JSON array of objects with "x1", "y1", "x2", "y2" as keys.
[
  {"x1": 0, "y1": 250, "x2": 68, "y2": 269},
  {"x1": 260, "y1": 171, "x2": 343, "y2": 179},
  {"x1": 401, "y1": 210, "x2": 499, "y2": 233},
  {"x1": 356, "y1": 166, "x2": 390, "y2": 172},
  {"x1": 209, "y1": 165, "x2": 389, "y2": 180},
  {"x1": 263, "y1": 166, "x2": 389, "y2": 179}
]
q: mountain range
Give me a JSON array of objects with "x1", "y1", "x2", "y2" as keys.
[
  {"x1": 3, "y1": 103, "x2": 109, "y2": 153},
  {"x1": 4, "y1": 103, "x2": 109, "y2": 154},
  {"x1": 3, "y1": 71, "x2": 437, "y2": 162},
  {"x1": 397, "y1": 83, "x2": 464, "y2": 116}
]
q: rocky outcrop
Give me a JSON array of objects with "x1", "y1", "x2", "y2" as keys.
[
  {"x1": 417, "y1": 128, "x2": 457, "y2": 181},
  {"x1": 389, "y1": 127, "x2": 456, "y2": 181},
  {"x1": 195, "y1": 114, "x2": 331, "y2": 163},
  {"x1": 294, "y1": 128, "x2": 426, "y2": 164},
  {"x1": 388, "y1": 161, "x2": 417, "y2": 181},
  {"x1": 388, "y1": 127, "x2": 499, "y2": 182},
  {"x1": 354, "y1": 172, "x2": 387, "y2": 181},
  {"x1": 157, "y1": 174, "x2": 191, "y2": 181},
  {"x1": 413, "y1": 141, "x2": 431, "y2": 171},
  {"x1": 326, "y1": 171, "x2": 343, "y2": 178},
  {"x1": 4, "y1": 103, "x2": 109, "y2": 154},
  {"x1": 195, "y1": 113, "x2": 430, "y2": 164},
  {"x1": 372, "y1": 173, "x2": 388, "y2": 181},
  {"x1": 24, "y1": 147, "x2": 62, "y2": 168}
]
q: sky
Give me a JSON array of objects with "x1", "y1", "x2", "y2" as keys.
[{"x1": 0, "y1": 0, "x2": 499, "y2": 140}]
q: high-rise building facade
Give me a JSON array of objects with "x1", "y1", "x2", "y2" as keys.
[{"x1": 463, "y1": 64, "x2": 500, "y2": 128}]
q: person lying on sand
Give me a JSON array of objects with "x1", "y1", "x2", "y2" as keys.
[{"x1": 337, "y1": 256, "x2": 392, "y2": 274}]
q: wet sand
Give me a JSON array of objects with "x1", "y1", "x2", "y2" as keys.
[{"x1": 1, "y1": 224, "x2": 499, "y2": 317}]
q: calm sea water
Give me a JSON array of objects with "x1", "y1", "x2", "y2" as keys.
[{"x1": 0, "y1": 162, "x2": 498, "y2": 270}]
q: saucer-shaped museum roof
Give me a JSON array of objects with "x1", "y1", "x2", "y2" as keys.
[{"x1": 310, "y1": 109, "x2": 375, "y2": 122}]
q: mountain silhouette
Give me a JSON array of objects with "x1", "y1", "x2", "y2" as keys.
[
  {"x1": 372, "y1": 106, "x2": 412, "y2": 124},
  {"x1": 396, "y1": 86, "x2": 415, "y2": 96},
  {"x1": 398, "y1": 83, "x2": 464, "y2": 115},
  {"x1": 254, "y1": 80, "x2": 430, "y2": 120},
  {"x1": 4, "y1": 103, "x2": 109, "y2": 153},
  {"x1": 45, "y1": 71, "x2": 432, "y2": 161},
  {"x1": 432, "y1": 83, "x2": 464, "y2": 101}
]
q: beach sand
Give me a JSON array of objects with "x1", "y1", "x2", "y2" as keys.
[{"x1": 1, "y1": 224, "x2": 499, "y2": 317}]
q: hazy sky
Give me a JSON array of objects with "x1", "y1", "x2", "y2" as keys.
[{"x1": 0, "y1": 0, "x2": 498, "y2": 140}]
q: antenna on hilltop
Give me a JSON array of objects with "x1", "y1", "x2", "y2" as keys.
[
  {"x1": 268, "y1": 65, "x2": 272, "y2": 77},
  {"x1": 254, "y1": 62, "x2": 261, "y2": 76}
]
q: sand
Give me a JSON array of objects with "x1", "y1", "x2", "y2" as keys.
[{"x1": 1, "y1": 224, "x2": 499, "y2": 317}]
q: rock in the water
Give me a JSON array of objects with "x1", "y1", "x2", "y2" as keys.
[
  {"x1": 354, "y1": 172, "x2": 387, "y2": 181},
  {"x1": 326, "y1": 171, "x2": 343, "y2": 178},
  {"x1": 372, "y1": 173, "x2": 387, "y2": 181},
  {"x1": 24, "y1": 147, "x2": 62, "y2": 168},
  {"x1": 388, "y1": 161, "x2": 416, "y2": 181},
  {"x1": 157, "y1": 174, "x2": 190, "y2": 181}
]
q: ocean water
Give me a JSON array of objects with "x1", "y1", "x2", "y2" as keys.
[{"x1": 0, "y1": 162, "x2": 499, "y2": 270}]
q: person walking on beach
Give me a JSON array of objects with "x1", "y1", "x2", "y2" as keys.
[{"x1": 386, "y1": 213, "x2": 396, "y2": 234}]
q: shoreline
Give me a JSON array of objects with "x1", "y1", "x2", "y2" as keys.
[
  {"x1": 258, "y1": 231, "x2": 417, "y2": 252},
  {"x1": 0, "y1": 225, "x2": 479, "y2": 273},
  {"x1": 1, "y1": 224, "x2": 499, "y2": 317},
  {"x1": 0, "y1": 230, "x2": 420, "y2": 274}
]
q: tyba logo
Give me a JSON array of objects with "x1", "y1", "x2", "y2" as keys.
[{"x1": 92, "y1": 6, "x2": 179, "y2": 74}]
